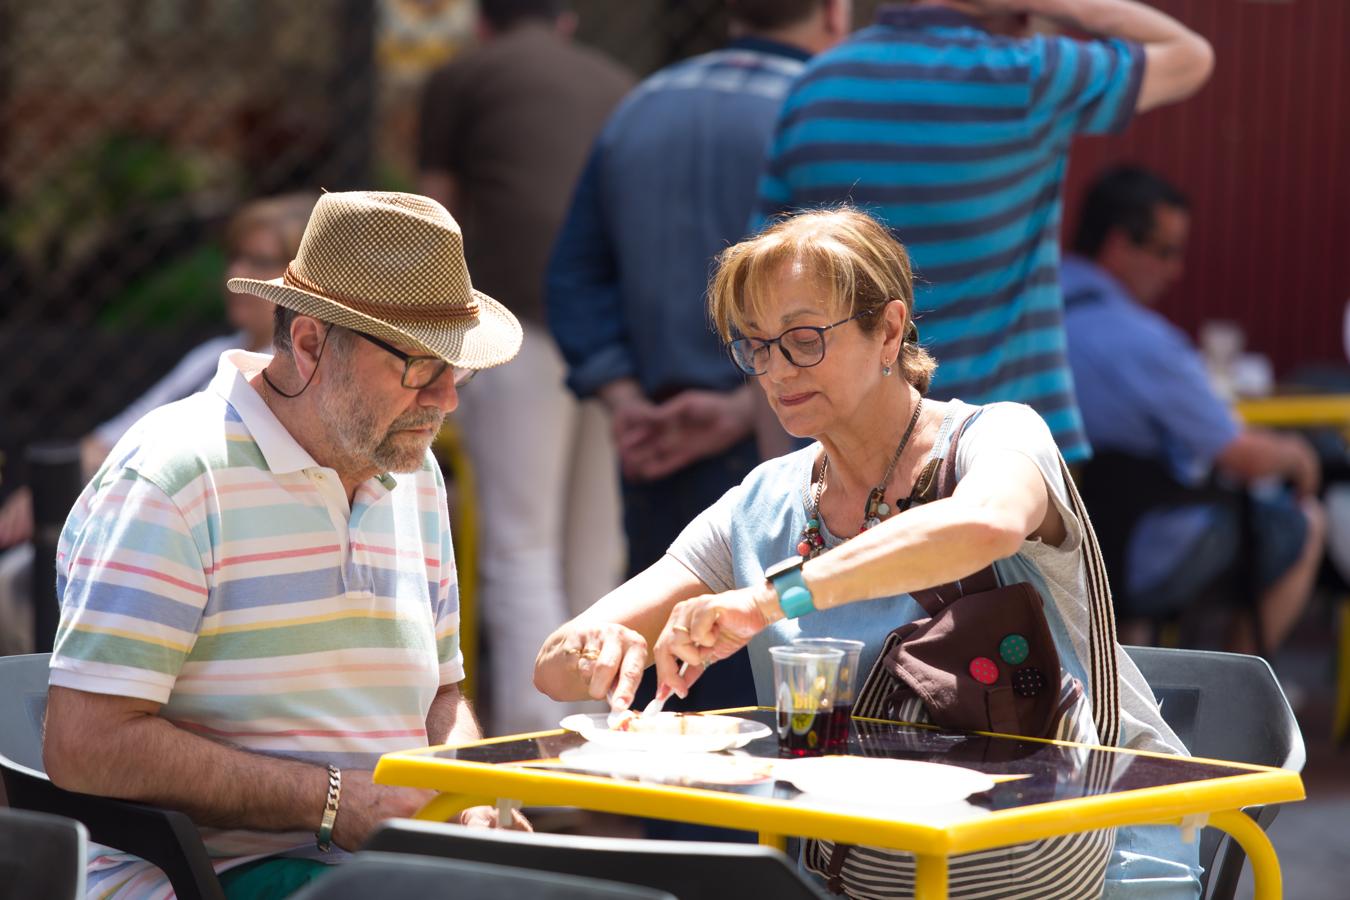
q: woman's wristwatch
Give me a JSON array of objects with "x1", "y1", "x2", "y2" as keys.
[{"x1": 765, "y1": 555, "x2": 815, "y2": 619}]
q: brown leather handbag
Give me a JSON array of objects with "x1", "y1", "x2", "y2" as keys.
[{"x1": 805, "y1": 408, "x2": 1122, "y2": 899}]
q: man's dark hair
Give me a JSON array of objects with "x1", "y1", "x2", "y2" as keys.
[
  {"x1": 480, "y1": 0, "x2": 563, "y2": 30},
  {"x1": 726, "y1": 0, "x2": 825, "y2": 31},
  {"x1": 1074, "y1": 165, "x2": 1190, "y2": 259}
]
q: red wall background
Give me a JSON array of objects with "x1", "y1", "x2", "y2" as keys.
[{"x1": 1061, "y1": 0, "x2": 1350, "y2": 378}]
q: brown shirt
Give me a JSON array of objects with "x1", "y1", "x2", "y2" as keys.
[{"x1": 418, "y1": 23, "x2": 633, "y2": 323}]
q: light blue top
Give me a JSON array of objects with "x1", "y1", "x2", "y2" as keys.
[{"x1": 668, "y1": 399, "x2": 1201, "y2": 897}]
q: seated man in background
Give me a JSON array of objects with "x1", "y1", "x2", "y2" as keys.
[
  {"x1": 1064, "y1": 165, "x2": 1325, "y2": 654},
  {"x1": 43, "y1": 191, "x2": 527, "y2": 900}
]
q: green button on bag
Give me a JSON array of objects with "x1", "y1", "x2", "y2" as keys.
[{"x1": 999, "y1": 633, "x2": 1029, "y2": 665}]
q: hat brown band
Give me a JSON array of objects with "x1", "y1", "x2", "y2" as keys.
[{"x1": 283, "y1": 264, "x2": 481, "y2": 322}]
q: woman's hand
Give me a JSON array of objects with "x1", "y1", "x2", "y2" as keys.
[
  {"x1": 534, "y1": 621, "x2": 649, "y2": 711},
  {"x1": 653, "y1": 584, "x2": 776, "y2": 698}
]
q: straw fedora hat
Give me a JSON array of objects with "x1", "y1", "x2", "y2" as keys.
[{"x1": 228, "y1": 191, "x2": 521, "y2": 369}]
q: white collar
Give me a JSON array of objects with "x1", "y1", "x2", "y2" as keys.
[{"x1": 209, "y1": 350, "x2": 320, "y2": 475}]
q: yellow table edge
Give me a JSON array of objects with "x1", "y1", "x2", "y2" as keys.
[
  {"x1": 1235, "y1": 394, "x2": 1350, "y2": 427},
  {"x1": 374, "y1": 712, "x2": 1304, "y2": 857}
]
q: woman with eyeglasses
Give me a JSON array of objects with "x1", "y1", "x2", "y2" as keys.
[{"x1": 535, "y1": 207, "x2": 1201, "y2": 898}]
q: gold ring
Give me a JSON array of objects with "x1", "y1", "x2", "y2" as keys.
[
  {"x1": 671, "y1": 624, "x2": 690, "y2": 634},
  {"x1": 567, "y1": 647, "x2": 601, "y2": 661}
]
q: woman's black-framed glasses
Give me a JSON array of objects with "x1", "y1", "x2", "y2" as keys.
[
  {"x1": 354, "y1": 331, "x2": 476, "y2": 389},
  {"x1": 726, "y1": 307, "x2": 879, "y2": 376}
]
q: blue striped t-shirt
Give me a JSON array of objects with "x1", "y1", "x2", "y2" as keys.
[{"x1": 754, "y1": 6, "x2": 1145, "y2": 462}]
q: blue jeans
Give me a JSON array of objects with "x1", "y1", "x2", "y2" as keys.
[{"x1": 1126, "y1": 489, "x2": 1308, "y2": 618}]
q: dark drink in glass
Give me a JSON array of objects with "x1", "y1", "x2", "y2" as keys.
[
  {"x1": 825, "y1": 703, "x2": 853, "y2": 753},
  {"x1": 770, "y1": 645, "x2": 844, "y2": 759},
  {"x1": 778, "y1": 709, "x2": 829, "y2": 757},
  {"x1": 791, "y1": 638, "x2": 863, "y2": 755}
]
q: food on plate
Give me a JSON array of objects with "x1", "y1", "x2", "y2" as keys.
[{"x1": 609, "y1": 711, "x2": 742, "y2": 736}]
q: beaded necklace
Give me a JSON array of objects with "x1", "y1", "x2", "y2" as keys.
[{"x1": 797, "y1": 398, "x2": 924, "y2": 559}]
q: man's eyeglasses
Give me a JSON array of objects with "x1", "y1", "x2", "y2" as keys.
[
  {"x1": 726, "y1": 307, "x2": 879, "y2": 376},
  {"x1": 1140, "y1": 237, "x2": 1187, "y2": 262},
  {"x1": 354, "y1": 331, "x2": 476, "y2": 389}
]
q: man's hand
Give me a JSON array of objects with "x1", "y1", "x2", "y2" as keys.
[
  {"x1": 332, "y1": 772, "x2": 533, "y2": 849},
  {"x1": 1218, "y1": 429, "x2": 1323, "y2": 500},
  {"x1": 622, "y1": 389, "x2": 755, "y2": 483},
  {"x1": 1282, "y1": 434, "x2": 1322, "y2": 499},
  {"x1": 331, "y1": 770, "x2": 435, "y2": 851},
  {"x1": 598, "y1": 379, "x2": 664, "y2": 480}
]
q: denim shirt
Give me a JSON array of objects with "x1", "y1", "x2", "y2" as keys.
[{"x1": 546, "y1": 38, "x2": 809, "y2": 399}]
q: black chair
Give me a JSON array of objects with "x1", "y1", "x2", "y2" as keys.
[
  {"x1": 0, "y1": 807, "x2": 87, "y2": 900},
  {"x1": 1124, "y1": 646, "x2": 1305, "y2": 900},
  {"x1": 0, "y1": 653, "x2": 225, "y2": 900},
  {"x1": 1079, "y1": 452, "x2": 1264, "y2": 654},
  {"x1": 292, "y1": 852, "x2": 677, "y2": 900},
  {"x1": 363, "y1": 820, "x2": 828, "y2": 900}
]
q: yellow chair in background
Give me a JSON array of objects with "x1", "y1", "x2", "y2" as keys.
[{"x1": 433, "y1": 420, "x2": 478, "y2": 703}]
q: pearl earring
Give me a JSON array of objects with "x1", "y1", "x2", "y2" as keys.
[{"x1": 882, "y1": 361, "x2": 893, "y2": 376}]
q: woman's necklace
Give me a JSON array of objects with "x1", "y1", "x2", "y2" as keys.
[{"x1": 797, "y1": 398, "x2": 924, "y2": 559}]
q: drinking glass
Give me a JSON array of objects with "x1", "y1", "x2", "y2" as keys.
[
  {"x1": 792, "y1": 637, "x2": 863, "y2": 753},
  {"x1": 769, "y1": 645, "x2": 843, "y2": 757}
]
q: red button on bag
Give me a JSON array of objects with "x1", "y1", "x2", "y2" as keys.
[{"x1": 968, "y1": 657, "x2": 999, "y2": 685}]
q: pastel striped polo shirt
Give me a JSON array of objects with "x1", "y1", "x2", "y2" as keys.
[
  {"x1": 51, "y1": 350, "x2": 461, "y2": 897},
  {"x1": 754, "y1": 6, "x2": 1145, "y2": 463}
]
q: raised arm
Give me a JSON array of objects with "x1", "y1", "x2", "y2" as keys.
[
  {"x1": 803, "y1": 449, "x2": 1062, "y2": 611},
  {"x1": 1024, "y1": 0, "x2": 1214, "y2": 111}
]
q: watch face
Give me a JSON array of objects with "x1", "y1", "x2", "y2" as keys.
[{"x1": 765, "y1": 554, "x2": 806, "y2": 581}]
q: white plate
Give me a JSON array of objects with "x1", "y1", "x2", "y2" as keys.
[
  {"x1": 551, "y1": 747, "x2": 776, "y2": 785},
  {"x1": 772, "y1": 756, "x2": 995, "y2": 807},
  {"x1": 559, "y1": 713, "x2": 772, "y2": 753}
]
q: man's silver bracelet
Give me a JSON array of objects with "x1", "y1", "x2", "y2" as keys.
[{"x1": 315, "y1": 764, "x2": 341, "y2": 852}]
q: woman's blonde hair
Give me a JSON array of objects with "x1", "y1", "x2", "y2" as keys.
[{"x1": 709, "y1": 206, "x2": 936, "y2": 393}]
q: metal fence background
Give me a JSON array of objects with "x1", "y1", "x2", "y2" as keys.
[
  {"x1": 1, "y1": 0, "x2": 381, "y2": 483},
  {"x1": 3, "y1": 0, "x2": 896, "y2": 491}
]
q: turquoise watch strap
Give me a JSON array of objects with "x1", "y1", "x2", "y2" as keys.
[{"x1": 770, "y1": 566, "x2": 815, "y2": 619}]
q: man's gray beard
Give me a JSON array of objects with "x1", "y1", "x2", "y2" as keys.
[
  {"x1": 370, "y1": 410, "x2": 444, "y2": 473},
  {"x1": 323, "y1": 376, "x2": 443, "y2": 474}
]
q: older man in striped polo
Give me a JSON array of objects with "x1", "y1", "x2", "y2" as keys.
[{"x1": 43, "y1": 192, "x2": 527, "y2": 899}]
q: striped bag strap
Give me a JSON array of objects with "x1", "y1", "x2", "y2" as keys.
[{"x1": 1059, "y1": 454, "x2": 1121, "y2": 748}]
